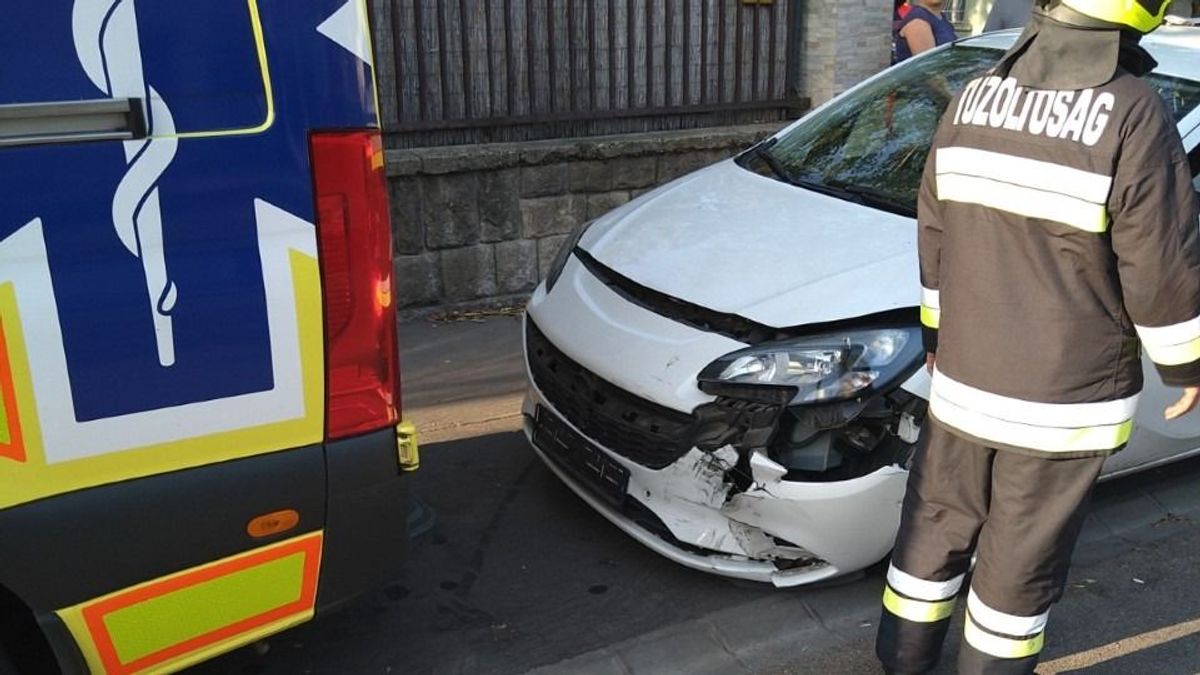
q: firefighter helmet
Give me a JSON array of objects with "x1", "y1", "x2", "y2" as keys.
[{"x1": 1040, "y1": 0, "x2": 1173, "y2": 33}]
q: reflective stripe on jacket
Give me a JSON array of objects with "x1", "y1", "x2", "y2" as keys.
[{"x1": 919, "y1": 68, "x2": 1200, "y2": 457}]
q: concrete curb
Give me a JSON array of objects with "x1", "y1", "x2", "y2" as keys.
[{"x1": 406, "y1": 392, "x2": 525, "y2": 444}]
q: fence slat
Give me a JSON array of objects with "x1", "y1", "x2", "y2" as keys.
[
  {"x1": 414, "y1": 0, "x2": 442, "y2": 121},
  {"x1": 629, "y1": 0, "x2": 643, "y2": 108},
  {"x1": 436, "y1": 1, "x2": 457, "y2": 119},
  {"x1": 701, "y1": 0, "x2": 713, "y2": 104},
  {"x1": 459, "y1": 0, "x2": 489, "y2": 119},
  {"x1": 392, "y1": 0, "x2": 419, "y2": 123},
  {"x1": 717, "y1": 0, "x2": 726, "y2": 104},
  {"x1": 528, "y1": 0, "x2": 549, "y2": 113},
  {"x1": 511, "y1": 0, "x2": 530, "y2": 117},
  {"x1": 585, "y1": 0, "x2": 597, "y2": 111},
  {"x1": 552, "y1": 1, "x2": 572, "y2": 112},
  {"x1": 571, "y1": 0, "x2": 591, "y2": 112},
  {"x1": 769, "y1": 0, "x2": 782, "y2": 101},
  {"x1": 384, "y1": 0, "x2": 804, "y2": 147}
]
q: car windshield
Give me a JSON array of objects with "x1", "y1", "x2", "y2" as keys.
[{"x1": 745, "y1": 44, "x2": 1200, "y2": 216}]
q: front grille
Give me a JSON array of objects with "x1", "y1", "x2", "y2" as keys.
[{"x1": 526, "y1": 318, "x2": 696, "y2": 469}]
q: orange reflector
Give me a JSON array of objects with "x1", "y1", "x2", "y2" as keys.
[{"x1": 247, "y1": 510, "x2": 300, "y2": 538}]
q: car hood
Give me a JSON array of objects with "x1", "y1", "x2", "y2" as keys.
[{"x1": 579, "y1": 160, "x2": 921, "y2": 328}]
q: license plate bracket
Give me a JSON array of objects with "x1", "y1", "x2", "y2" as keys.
[{"x1": 533, "y1": 406, "x2": 631, "y2": 505}]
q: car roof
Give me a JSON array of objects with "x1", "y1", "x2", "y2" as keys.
[{"x1": 958, "y1": 25, "x2": 1200, "y2": 82}]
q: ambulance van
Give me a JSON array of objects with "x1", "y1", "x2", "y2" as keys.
[{"x1": 0, "y1": 1, "x2": 418, "y2": 672}]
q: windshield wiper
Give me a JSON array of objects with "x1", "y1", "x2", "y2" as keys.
[
  {"x1": 753, "y1": 145, "x2": 855, "y2": 199},
  {"x1": 752, "y1": 141, "x2": 801, "y2": 186},
  {"x1": 831, "y1": 184, "x2": 917, "y2": 218}
]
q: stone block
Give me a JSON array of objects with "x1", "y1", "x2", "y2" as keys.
[
  {"x1": 518, "y1": 142, "x2": 579, "y2": 166},
  {"x1": 520, "y1": 163, "x2": 569, "y2": 198},
  {"x1": 383, "y1": 150, "x2": 422, "y2": 176},
  {"x1": 422, "y1": 174, "x2": 480, "y2": 250},
  {"x1": 578, "y1": 135, "x2": 664, "y2": 160},
  {"x1": 419, "y1": 145, "x2": 519, "y2": 175},
  {"x1": 479, "y1": 169, "x2": 522, "y2": 242},
  {"x1": 698, "y1": 148, "x2": 735, "y2": 167},
  {"x1": 520, "y1": 195, "x2": 586, "y2": 239},
  {"x1": 537, "y1": 234, "x2": 571, "y2": 281},
  {"x1": 495, "y1": 239, "x2": 538, "y2": 294},
  {"x1": 568, "y1": 160, "x2": 614, "y2": 193},
  {"x1": 610, "y1": 156, "x2": 658, "y2": 190},
  {"x1": 394, "y1": 252, "x2": 442, "y2": 308},
  {"x1": 389, "y1": 177, "x2": 424, "y2": 255},
  {"x1": 657, "y1": 152, "x2": 707, "y2": 183},
  {"x1": 440, "y1": 245, "x2": 497, "y2": 302},
  {"x1": 586, "y1": 191, "x2": 631, "y2": 219}
]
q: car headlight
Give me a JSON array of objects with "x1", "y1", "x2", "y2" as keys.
[
  {"x1": 545, "y1": 220, "x2": 595, "y2": 293},
  {"x1": 698, "y1": 327, "x2": 924, "y2": 405}
]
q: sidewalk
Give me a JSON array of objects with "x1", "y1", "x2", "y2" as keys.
[
  {"x1": 399, "y1": 314, "x2": 1200, "y2": 675},
  {"x1": 401, "y1": 312, "x2": 527, "y2": 444}
]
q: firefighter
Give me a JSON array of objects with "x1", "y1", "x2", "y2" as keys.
[{"x1": 875, "y1": 1, "x2": 1200, "y2": 673}]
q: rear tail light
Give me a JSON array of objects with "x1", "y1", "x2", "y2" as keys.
[{"x1": 310, "y1": 130, "x2": 400, "y2": 440}]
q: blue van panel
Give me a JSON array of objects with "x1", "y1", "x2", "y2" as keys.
[
  {"x1": 0, "y1": 0, "x2": 381, "y2": 506},
  {"x1": 0, "y1": 0, "x2": 379, "y2": 420},
  {"x1": 0, "y1": 5, "x2": 100, "y2": 105},
  {"x1": 137, "y1": 2, "x2": 270, "y2": 134}
]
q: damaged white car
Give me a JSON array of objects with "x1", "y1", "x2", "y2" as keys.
[{"x1": 522, "y1": 29, "x2": 1200, "y2": 587}]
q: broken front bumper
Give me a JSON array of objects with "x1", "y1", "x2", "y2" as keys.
[
  {"x1": 523, "y1": 385, "x2": 909, "y2": 588},
  {"x1": 522, "y1": 257, "x2": 916, "y2": 586}
]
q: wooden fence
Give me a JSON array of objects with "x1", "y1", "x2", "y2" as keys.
[{"x1": 370, "y1": 0, "x2": 806, "y2": 148}]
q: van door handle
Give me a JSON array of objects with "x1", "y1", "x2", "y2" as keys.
[{"x1": 0, "y1": 98, "x2": 147, "y2": 149}]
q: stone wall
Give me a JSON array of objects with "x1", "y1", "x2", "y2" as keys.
[{"x1": 386, "y1": 123, "x2": 784, "y2": 312}]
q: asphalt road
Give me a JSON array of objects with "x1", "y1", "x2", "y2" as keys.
[
  {"x1": 194, "y1": 429, "x2": 774, "y2": 675},
  {"x1": 194, "y1": 429, "x2": 1200, "y2": 675}
]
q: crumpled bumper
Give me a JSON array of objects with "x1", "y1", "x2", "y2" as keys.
[{"x1": 523, "y1": 388, "x2": 909, "y2": 588}]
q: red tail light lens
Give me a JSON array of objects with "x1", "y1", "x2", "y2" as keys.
[{"x1": 310, "y1": 130, "x2": 400, "y2": 440}]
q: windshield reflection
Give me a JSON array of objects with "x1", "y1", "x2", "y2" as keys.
[
  {"x1": 743, "y1": 44, "x2": 1200, "y2": 216},
  {"x1": 744, "y1": 46, "x2": 1002, "y2": 215}
]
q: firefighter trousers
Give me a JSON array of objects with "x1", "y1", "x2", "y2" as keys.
[{"x1": 875, "y1": 419, "x2": 1106, "y2": 674}]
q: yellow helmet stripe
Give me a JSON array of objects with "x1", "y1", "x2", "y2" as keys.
[{"x1": 1062, "y1": 0, "x2": 1170, "y2": 33}]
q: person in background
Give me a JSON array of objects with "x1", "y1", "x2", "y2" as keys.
[
  {"x1": 984, "y1": 0, "x2": 1034, "y2": 31},
  {"x1": 893, "y1": 1, "x2": 912, "y2": 63},
  {"x1": 894, "y1": 0, "x2": 958, "y2": 63}
]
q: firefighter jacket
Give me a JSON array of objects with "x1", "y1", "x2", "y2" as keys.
[{"x1": 918, "y1": 61, "x2": 1200, "y2": 459}]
